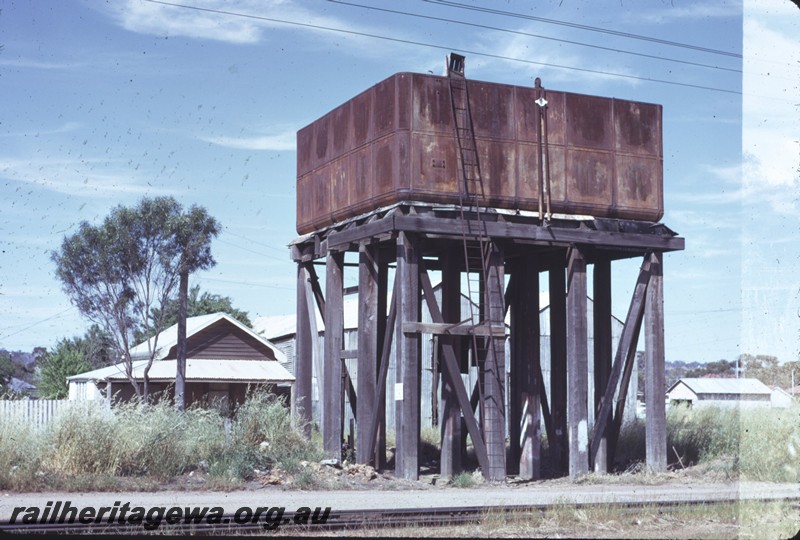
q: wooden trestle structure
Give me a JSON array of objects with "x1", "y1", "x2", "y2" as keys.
[{"x1": 291, "y1": 205, "x2": 684, "y2": 481}]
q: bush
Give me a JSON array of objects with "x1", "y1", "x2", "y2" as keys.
[
  {"x1": 113, "y1": 400, "x2": 225, "y2": 479},
  {"x1": 0, "y1": 416, "x2": 42, "y2": 490},
  {"x1": 227, "y1": 389, "x2": 322, "y2": 475},
  {"x1": 45, "y1": 402, "x2": 118, "y2": 476},
  {"x1": 5, "y1": 389, "x2": 323, "y2": 489}
]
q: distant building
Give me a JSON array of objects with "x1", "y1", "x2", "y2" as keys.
[
  {"x1": 7, "y1": 377, "x2": 36, "y2": 398},
  {"x1": 770, "y1": 386, "x2": 793, "y2": 408},
  {"x1": 667, "y1": 377, "x2": 772, "y2": 409}
]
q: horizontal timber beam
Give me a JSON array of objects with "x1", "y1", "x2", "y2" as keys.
[
  {"x1": 394, "y1": 214, "x2": 684, "y2": 251},
  {"x1": 403, "y1": 321, "x2": 506, "y2": 337}
]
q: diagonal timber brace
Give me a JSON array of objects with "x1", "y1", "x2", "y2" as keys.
[
  {"x1": 589, "y1": 253, "x2": 653, "y2": 468},
  {"x1": 418, "y1": 258, "x2": 491, "y2": 476}
]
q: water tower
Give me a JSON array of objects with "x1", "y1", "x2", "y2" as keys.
[{"x1": 291, "y1": 54, "x2": 684, "y2": 481}]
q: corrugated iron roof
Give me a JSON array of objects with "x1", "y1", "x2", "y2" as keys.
[
  {"x1": 68, "y1": 360, "x2": 150, "y2": 382},
  {"x1": 671, "y1": 378, "x2": 771, "y2": 395},
  {"x1": 101, "y1": 359, "x2": 294, "y2": 383}
]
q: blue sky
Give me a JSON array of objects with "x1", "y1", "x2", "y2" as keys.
[{"x1": 1, "y1": 0, "x2": 798, "y2": 366}]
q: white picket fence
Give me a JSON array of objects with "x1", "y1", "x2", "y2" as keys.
[{"x1": 0, "y1": 399, "x2": 109, "y2": 431}]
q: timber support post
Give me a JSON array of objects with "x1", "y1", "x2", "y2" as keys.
[
  {"x1": 645, "y1": 251, "x2": 667, "y2": 472},
  {"x1": 395, "y1": 231, "x2": 421, "y2": 479},
  {"x1": 356, "y1": 243, "x2": 379, "y2": 465},
  {"x1": 323, "y1": 252, "x2": 344, "y2": 457},
  {"x1": 549, "y1": 261, "x2": 568, "y2": 476},
  {"x1": 295, "y1": 263, "x2": 313, "y2": 439},
  {"x1": 440, "y1": 244, "x2": 463, "y2": 479},
  {"x1": 593, "y1": 258, "x2": 612, "y2": 473},
  {"x1": 483, "y1": 241, "x2": 507, "y2": 482},
  {"x1": 566, "y1": 246, "x2": 589, "y2": 478},
  {"x1": 510, "y1": 252, "x2": 541, "y2": 479}
]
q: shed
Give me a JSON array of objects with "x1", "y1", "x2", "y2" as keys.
[
  {"x1": 67, "y1": 313, "x2": 294, "y2": 413},
  {"x1": 666, "y1": 378, "x2": 772, "y2": 409}
]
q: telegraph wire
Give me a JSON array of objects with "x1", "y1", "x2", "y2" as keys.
[
  {"x1": 328, "y1": 0, "x2": 741, "y2": 74},
  {"x1": 223, "y1": 228, "x2": 289, "y2": 254},
  {"x1": 142, "y1": 0, "x2": 741, "y2": 95},
  {"x1": 0, "y1": 306, "x2": 77, "y2": 342},
  {"x1": 423, "y1": 0, "x2": 742, "y2": 59},
  {"x1": 200, "y1": 276, "x2": 293, "y2": 291},
  {"x1": 216, "y1": 238, "x2": 288, "y2": 263}
]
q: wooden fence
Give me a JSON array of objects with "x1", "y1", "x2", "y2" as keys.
[{"x1": 0, "y1": 399, "x2": 109, "y2": 431}]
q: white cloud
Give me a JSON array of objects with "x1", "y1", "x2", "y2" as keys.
[
  {"x1": 626, "y1": 1, "x2": 742, "y2": 24},
  {"x1": 106, "y1": 0, "x2": 378, "y2": 47},
  {"x1": 0, "y1": 157, "x2": 179, "y2": 199},
  {"x1": 742, "y1": 4, "x2": 800, "y2": 207},
  {"x1": 0, "y1": 59, "x2": 89, "y2": 70},
  {"x1": 199, "y1": 128, "x2": 296, "y2": 151},
  {"x1": 0, "y1": 122, "x2": 82, "y2": 138}
]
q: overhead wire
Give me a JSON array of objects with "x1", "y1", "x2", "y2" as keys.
[
  {"x1": 0, "y1": 307, "x2": 77, "y2": 342},
  {"x1": 142, "y1": 0, "x2": 742, "y2": 95},
  {"x1": 423, "y1": 0, "x2": 742, "y2": 58},
  {"x1": 327, "y1": 0, "x2": 742, "y2": 74}
]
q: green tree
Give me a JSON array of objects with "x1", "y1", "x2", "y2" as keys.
[
  {"x1": 38, "y1": 338, "x2": 92, "y2": 399},
  {"x1": 51, "y1": 196, "x2": 220, "y2": 401},
  {"x1": 685, "y1": 359, "x2": 736, "y2": 378},
  {"x1": 0, "y1": 351, "x2": 14, "y2": 392},
  {"x1": 146, "y1": 285, "x2": 251, "y2": 336}
]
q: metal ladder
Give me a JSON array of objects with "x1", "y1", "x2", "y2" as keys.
[{"x1": 446, "y1": 53, "x2": 499, "y2": 428}]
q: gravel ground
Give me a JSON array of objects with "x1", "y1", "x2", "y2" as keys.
[{"x1": 2, "y1": 480, "x2": 797, "y2": 520}]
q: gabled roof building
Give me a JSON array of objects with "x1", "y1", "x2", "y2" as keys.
[
  {"x1": 667, "y1": 377, "x2": 773, "y2": 409},
  {"x1": 68, "y1": 313, "x2": 294, "y2": 413}
]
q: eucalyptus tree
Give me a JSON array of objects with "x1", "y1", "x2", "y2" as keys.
[{"x1": 52, "y1": 196, "x2": 220, "y2": 402}]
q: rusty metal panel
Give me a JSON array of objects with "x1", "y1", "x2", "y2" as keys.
[
  {"x1": 412, "y1": 75, "x2": 451, "y2": 134},
  {"x1": 566, "y1": 149, "x2": 615, "y2": 209},
  {"x1": 476, "y1": 138, "x2": 515, "y2": 209},
  {"x1": 614, "y1": 100, "x2": 661, "y2": 156},
  {"x1": 469, "y1": 81, "x2": 515, "y2": 141},
  {"x1": 295, "y1": 71, "x2": 664, "y2": 234},
  {"x1": 411, "y1": 132, "x2": 458, "y2": 197},
  {"x1": 615, "y1": 155, "x2": 662, "y2": 219},
  {"x1": 566, "y1": 93, "x2": 614, "y2": 151}
]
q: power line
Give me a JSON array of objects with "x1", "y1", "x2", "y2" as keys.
[
  {"x1": 216, "y1": 238, "x2": 288, "y2": 263},
  {"x1": 0, "y1": 306, "x2": 76, "y2": 342},
  {"x1": 200, "y1": 275, "x2": 293, "y2": 291},
  {"x1": 423, "y1": 0, "x2": 742, "y2": 59},
  {"x1": 328, "y1": 0, "x2": 741, "y2": 74},
  {"x1": 223, "y1": 228, "x2": 288, "y2": 254},
  {"x1": 142, "y1": 0, "x2": 742, "y2": 95}
]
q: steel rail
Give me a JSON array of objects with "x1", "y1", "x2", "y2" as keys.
[{"x1": 3, "y1": 497, "x2": 798, "y2": 536}]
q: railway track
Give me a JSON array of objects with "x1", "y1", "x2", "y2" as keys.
[{"x1": 3, "y1": 497, "x2": 798, "y2": 536}]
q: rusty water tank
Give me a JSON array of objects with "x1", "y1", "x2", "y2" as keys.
[{"x1": 296, "y1": 72, "x2": 663, "y2": 235}]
